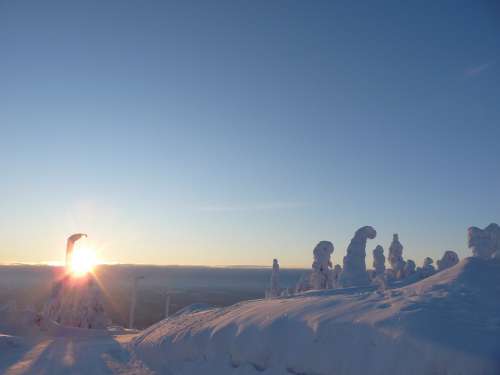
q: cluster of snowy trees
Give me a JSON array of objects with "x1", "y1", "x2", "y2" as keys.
[{"x1": 268, "y1": 223, "x2": 500, "y2": 296}]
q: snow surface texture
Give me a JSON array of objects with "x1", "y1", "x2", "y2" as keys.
[
  {"x1": 43, "y1": 273, "x2": 110, "y2": 329},
  {"x1": 339, "y1": 226, "x2": 376, "y2": 287},
  {"x1": 133, "y1": 257, "x2": 500, "y2": 375},
  {"x1": 2, "y1": 258, "x2": 500, "y2": 374}
]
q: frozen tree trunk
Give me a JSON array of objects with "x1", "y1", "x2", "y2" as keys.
[
  {"x1": 339, "y1": 226, "x2": 376, "y2": 287},
  {"x1": 437, "y1": 251, "x2": 459, "y2": 271},
  {"x1": 388, "y1": 234, "x2": 406, "y2": 280},
  {"x1": 468, "y1": 223, "x2": 500, "y2": 259},
  {"x1": 310, "y1": 241, "x2": 334, "y2": 290}
]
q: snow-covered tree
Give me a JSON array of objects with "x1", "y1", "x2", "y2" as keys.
[
  {"x1": 437, "y1": 251, "x2": 459, "y2": 271},
  {"x1": 43, "y1": 274, "x2": 109, "y2": 329},
  {"x1": 404, "y1": 259, "x2": 416, "y2": 277},
  {"x1": 420, "y1": 257, "x2": 436, "y2": 278},
  {"x1": 372, "y1": 245, "x2": 385, "y2": 277},
  {"x1": 266, "y1": 259, "x2": 281, "y2": 298},
  {"x1": 310, "y1": 241, "x2": 334, "y2": 289},
  {"x1": 339, "y1": 226, "x2": 376, "y2": 287},
  {"x1": 468, "y1": 223, "x2": 500, "y2": 259},
  {"x1": 332, "y1": 264, "x2": 342, "y2": 287},
  {"x1": 388, "y1": 234, "x2": 405, "y2": 280},
  {"x1": 295, "y1": 241, "x2": 335, "y2": 292}
]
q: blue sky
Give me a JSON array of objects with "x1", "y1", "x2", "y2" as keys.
[{"x1": 0, "y1": 1, "x2": 499, "y2": 267}]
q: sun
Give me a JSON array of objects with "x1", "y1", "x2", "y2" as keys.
[{"x1": 70, "y1": 247, "x2": 98, "y2": 276}]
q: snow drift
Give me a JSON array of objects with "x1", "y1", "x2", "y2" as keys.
[{"x1": 133, "y1": 257, "x2": 500, "y2": 375}]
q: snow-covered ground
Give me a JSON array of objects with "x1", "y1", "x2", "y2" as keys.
[{"x1": 1, "y1": 257, "x2": 499, "y2": 374}]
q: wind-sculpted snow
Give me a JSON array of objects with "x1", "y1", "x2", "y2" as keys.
[
  {"x1": 133, "y1": 257, "x2": 500, "y2": 375},
  {"x1": 339, "y1": 226, "x2": 376, "y2": 287}
]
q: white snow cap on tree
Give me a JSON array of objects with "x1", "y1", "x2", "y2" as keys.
[
  {"x1": 267, "y1": 259, "x2": 281, "y2": 298},
  {"x1": 468, "y1": 223, "x2": 500, "y2": 259},
  {"x1": 372, "y1": 245, "x2": 385, "y2": 277},
  {"x1": 310, "y1": 241, "x2": 334, "y2": 289},
  {"x1": 340, "y1": 226, "x2": 376, "y2": 287},
  {"x1": 388, "y1": 234, "x2": 406, "y2": 279},
  {"x1": 437, "y1": 251, "x2": 459, "y2": 271}
]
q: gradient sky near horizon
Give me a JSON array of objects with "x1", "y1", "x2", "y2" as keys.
[{"x1": 1, "y1": 1, "x2": 499, "y2": 267}]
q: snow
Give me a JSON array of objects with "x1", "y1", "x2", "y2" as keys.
[
  {"x1": 131, "y1": 257, "x2": 500, "y2": 375},
  {"x1": 1, "y1": 257, "x2": 499, "y2": 374}
]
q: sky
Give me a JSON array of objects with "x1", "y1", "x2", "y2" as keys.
[{"x1": 0, "y1": 1, "x2": 499, "y2": 267}]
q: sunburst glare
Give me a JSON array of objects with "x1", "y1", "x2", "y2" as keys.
[{"x1": 70, "y1": 247, "x2": 98, "y2": 276}]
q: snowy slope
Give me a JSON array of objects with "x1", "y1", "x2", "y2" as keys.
[{"x1": 133, "y1": 257, "x2": 500, "y2": 375}]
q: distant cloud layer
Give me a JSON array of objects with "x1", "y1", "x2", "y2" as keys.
[{"x1": 465, "y1": 62, "x2": 495, "y2": 77}]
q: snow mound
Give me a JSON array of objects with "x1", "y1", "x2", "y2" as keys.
[{"x1": 133, "y1": 257, "x2": 500, "y2": 375}]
